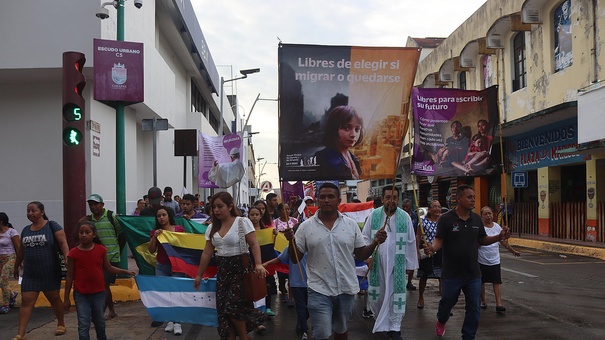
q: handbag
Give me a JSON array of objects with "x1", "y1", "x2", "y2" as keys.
[{"x1": 238, "y1": 218, "x2": 267, "y2": 302}]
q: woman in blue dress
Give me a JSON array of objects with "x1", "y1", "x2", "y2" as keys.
[
  {"x1": 314, "y1": 105, "x2": 364, "y2": 180},
  {"x1": 12, "y1": 201, "x2": 70, "y2": 340}
]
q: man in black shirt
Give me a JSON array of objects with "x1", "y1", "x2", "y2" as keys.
[{"x1": 426, "y1": 185, "x2": 509, "y2": 339}]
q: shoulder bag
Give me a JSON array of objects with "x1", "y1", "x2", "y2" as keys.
[{"x1": 238, "y1": 218, "x2": 267, "y2": 302}]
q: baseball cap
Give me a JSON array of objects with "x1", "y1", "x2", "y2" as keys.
[
  {"x1": 303, "y1": 196, "x2": 315, "y2": 203},
  {"x1": 148, "y1": 187, "x2": 163, "y2": 204},
  {"x1": 87, "y1": 194, "x2": 104, "y2": 203}
]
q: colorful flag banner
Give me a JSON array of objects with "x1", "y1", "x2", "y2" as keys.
[
  {"x1": 117, "y1": 216, "x2": 207, "y2": 275},
  {"x1": 281, "y1": 181, "x2": 305, "y2": 207},
  {"x1": 157, "y1": 231, "x2": 216, "y2": 279},
  {"x1": 306, "y1": 201, "x2": 374, "y2": 229},
  {"x1": 411, "y1": 86, "x2": 499, "y2": 177},
  {"x1": 136, "y1": 275, "x2": 218, "y2": 326},
  {"x1": 198, "y1": 132, "x2": 245, "y2": 188},
  {"x1": 278, "y1": 44, "x2": 420, "y2": 181}
]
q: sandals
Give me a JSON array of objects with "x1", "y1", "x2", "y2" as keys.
[
  {"x1": 55, "y1": 325, "x2": 66, "y2": 336},
  {"x1": 11, "y1": 336, "x2": 25, "y2": 340}
]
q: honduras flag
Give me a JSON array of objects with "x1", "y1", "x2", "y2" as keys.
[{"x1": 136, "y1": 275, "x2": 218, "y2": 326}]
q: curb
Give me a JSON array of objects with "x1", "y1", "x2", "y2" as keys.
[
  {"x1": 509, "y1": 237, "x2": 605, "y2": 260},
  {"x1": 7, "y1": 277, "x2": 140, "y2": 308}
]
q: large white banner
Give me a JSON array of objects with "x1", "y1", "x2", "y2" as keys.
[{"x1": 198, "y1": 132, "x2": 244, "y2": 188}]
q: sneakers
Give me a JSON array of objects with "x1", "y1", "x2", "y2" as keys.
[
  {"x1": 288, "y1": 299, "x2": 295, "y2": 308},
  {"x1": 435, "y1": 321, "x2": 446, "y2": 337},
  {"x1": 301, "y1": 332, "x2": 308, "y2": 340},
  {"x1": 173, "y1": 323, "x2": 182, "y2": 335},
  {"x1": 9, "y1": 292, "x2": 18, "y2": 308},
  {"x1": 406, "y1": 283, "x2": 417, "y2": 291},
  {"x1": 496, "y1": 305, "x2": 507, "y2": 312},
  {"x1": 165, "y1": 322, "x2": 174, "y2": 332},
  {"x1": 0, "y1": 306, "x2": 9, "y2": 314},
  {"x1": 362, "y1": 308, "x2": 374, "y2": 319},
  {"x1": 151, "y1": 321, "x2": 163, "y2": 327},
  {"x1": 265, "y1": 308, "x2": 276, "y2": 317}
]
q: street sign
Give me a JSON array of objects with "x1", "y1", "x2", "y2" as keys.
[
  {"x1": 512, "y1": 171, "x2": 528, "y2": 188},
  {"x1": 260, "y1": 181, "x2": 273, "y2": 192}
]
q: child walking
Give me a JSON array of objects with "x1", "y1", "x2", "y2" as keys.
[
  {"x1": 263, "y1": 228, "x2": 309, "y2": 340},
  {"x1": 63, "y1": 221, "x2": 135, "y2": 340}
]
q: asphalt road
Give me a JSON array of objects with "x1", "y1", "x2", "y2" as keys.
[{"x1": 2, "y1": 246, "x2": 604, "y2": 339}]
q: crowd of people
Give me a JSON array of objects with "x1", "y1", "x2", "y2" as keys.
[{"x1": 0, "y1": 182, "x2": 519, "y2": 340}]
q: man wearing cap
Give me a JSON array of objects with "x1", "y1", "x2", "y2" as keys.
[
  {"x1": 208, "y1": 147, "x2": 245, "y2": 188},
  {"x1": 162, "y1": 186, "x2": 180, "y2": 213},
  {"x1": 140, "y1": 187, "x2": 163, "y2": 217},
  {"x1": 78, "y1": 194, "x2": 125, "y2": 320}
]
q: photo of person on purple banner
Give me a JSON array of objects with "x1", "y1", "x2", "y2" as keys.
[{"x1": 314, "y1": 105, "x2": 364, "y2": 180}]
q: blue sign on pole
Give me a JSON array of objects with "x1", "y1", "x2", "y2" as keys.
[{"x1": 512, "y1": 171, "x2": 528, "y2": 188}]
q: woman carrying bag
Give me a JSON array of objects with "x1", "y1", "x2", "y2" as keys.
[{"x1": 194, "y1": 192, "x2": 268, "y2": 340}]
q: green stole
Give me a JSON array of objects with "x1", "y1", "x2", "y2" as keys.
[{"x1": 368, "y1": 207, "x2": 408, "y2": 315}]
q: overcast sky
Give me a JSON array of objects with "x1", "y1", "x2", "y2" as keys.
[{"x1": 191, "y1": 0, "x2": 487, "y2": 188}]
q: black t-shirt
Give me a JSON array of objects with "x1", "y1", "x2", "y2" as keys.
[
  {"x1": 436, "y1": 209, "x2": 486, "y2": 280},
  {"x1": 139, "y1": 206, "x2": 157, "y2": 217}
]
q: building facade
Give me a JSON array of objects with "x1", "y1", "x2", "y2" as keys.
[
  {"x1": 413, "y1": 0, "x2": 605, "y2": 244},
  {"x1": 0, "y1": 0, "x2": 249, "y2": 230}
]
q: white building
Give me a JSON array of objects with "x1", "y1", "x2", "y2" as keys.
[{"x1": 0, "y1": 0, "x2": 246, "y2": 230}]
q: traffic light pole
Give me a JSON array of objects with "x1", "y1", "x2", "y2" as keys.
[
  {"x1": 116, "y1": 1, "x2": 126, "y2": 216},
  {"x1": 115, "y1": 1, "x2": 127, "y2": 270}
]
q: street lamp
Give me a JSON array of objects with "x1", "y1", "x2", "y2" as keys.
[
  {"x1": 219, "y1": 68, "x2": 260, "y2": 136},
  {"x1": 243, "y1": 93, "x2": 278, "y2": 128}
]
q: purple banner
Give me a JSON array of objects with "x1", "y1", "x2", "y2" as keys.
[
  {"x1": 280, "y1": 181, "x2": 305, "y2": 208},
  {"x1": 412, "y1": 86, "x2": 499, "y2": 177},
  {"x1": 93, "y1": 39, "x2": 144, "y2": 106},
  {"x1": 198, "y1": 132, "x2": 244, "y2": 188}
]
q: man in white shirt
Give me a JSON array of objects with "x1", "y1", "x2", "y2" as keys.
[{"x1": 284, "y1": 182, "x2": 386, "y2": 340}]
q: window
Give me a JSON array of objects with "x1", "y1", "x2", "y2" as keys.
[
  {"x1": 554, "y1": 0, "x2": 572, "y2": 72},
  {"x1": 512, "y1": 32, "x2": 526, "y2": 91},
  {"x1": 458, "y1": 71, "x2": 467, "y2": 90},
  {"x1": 190, "y1": 80, "x2": 208, "y2": 116}
]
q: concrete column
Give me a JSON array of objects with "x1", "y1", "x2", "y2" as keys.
[{"x1": 537, "y1": 166, "x2": 561, "y2": 236}]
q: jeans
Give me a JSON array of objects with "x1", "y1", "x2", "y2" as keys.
[
  {"x1": 307, "y1": 289, "x2": 355, "y2": 340},
  {"x1": 291, "y1": 287, "x2": 309, "y2": 333},
  {"x1": 74, "y1": 291, "x2": 106, "y2": 340},
  {"x1": 437, "y1": 277, "x2": 481, "y2": 340}
]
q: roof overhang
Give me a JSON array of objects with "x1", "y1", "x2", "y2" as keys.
[
  {"x1": 421, "y1": 73, "x2": 437, "y2": 88},
  {"x1": 439, "y1": 59, "x2": 454, "y2": 82},
  {"x1": 522, "y1": 0, "x2": 550, "y2": 24},
  {"x1": 459, "y1": 40, "x2": 479, "y2": 68},
  {"x1": 486, "y1": 15, "x2": 511, "y2": 49},
  {"x1": 497, "y1": 101, "x2": 577, "y2": 137}
]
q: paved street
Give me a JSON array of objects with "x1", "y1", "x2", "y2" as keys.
[{"x1": 2, "y1": 245, "x2": 605, "y2": 339}]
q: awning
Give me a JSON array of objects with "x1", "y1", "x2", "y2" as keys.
[
  {"x1": 459, "y1": 40, "x2": 479, "y2": 68},
  {"x1": 521, "y1": 0, "x2": 550, "y2": 24},
  {"x1": 439, "y1": 59, "x2": 454, "y2": 82},
  {"x1": 486, "y1": 15, "x2": 511, "y2": 49},
  {"x1": 496, "y1": 101, "x2": 577, "y2": 137}
]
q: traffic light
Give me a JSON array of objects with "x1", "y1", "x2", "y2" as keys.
[
  {"x1": 62, "y1": 51, "x2": 87, "y2": 249},
  {"x1": 62, "y1": 52, "x2": 86, "y2": 146}
]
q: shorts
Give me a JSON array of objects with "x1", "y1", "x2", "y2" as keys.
[
  {"x1": 479, "y1": 263, "x2": 502, "y2": 284},
  {"x1": 307, "y1": 289, "x2": 355, "y2": 339},
  {"x1": 104, "y1": 262, "x2": 120, "y2": 285}
]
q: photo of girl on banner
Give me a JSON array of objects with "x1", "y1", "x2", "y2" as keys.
[
  {"x1": 198, "y1": 132, "x2": 244, "y2": 188},
  {"x1": 412, "y1": 86, "x2": 499, "y2": 177},
  {"x1": 278, "y1": 44, "x2": 420, "y2": 181}
]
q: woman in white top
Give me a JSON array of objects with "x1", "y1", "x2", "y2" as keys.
[
  {"x1": 194, "y1": 192, "x2": 268, "y2": 340},
  {"x1": 478, "y1": 206, "x2": 520, "y2": 312}
]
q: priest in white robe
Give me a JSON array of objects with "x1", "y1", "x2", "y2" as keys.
[{"x1": 362, "y1": 186, "x2": 419, "y2": 340}]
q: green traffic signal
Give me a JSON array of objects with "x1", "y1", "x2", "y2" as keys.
[
  {"x1": 63, "y1": 104, "x2": 82, "y2": 122},
  {"x1": 63, "y1": 127, "x2": 83, "y2": 146}
]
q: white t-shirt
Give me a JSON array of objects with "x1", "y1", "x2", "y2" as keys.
[
  {"x1": 0, "y1": 228, "x2": 19, "y2": 255},
  {"x1": 295, "y1": 212, "x2": 366, "y2": 296},
  {"x1": 205, "y1": 217, "x2": 254, "y2": 257},
  {"x1": 478, "y1": 223, "x2": 502, "y2": 266}
]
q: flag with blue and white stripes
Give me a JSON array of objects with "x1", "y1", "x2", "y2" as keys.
[{"x1": 136, "y1": 275, "x2": 266, "y2": 327}]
